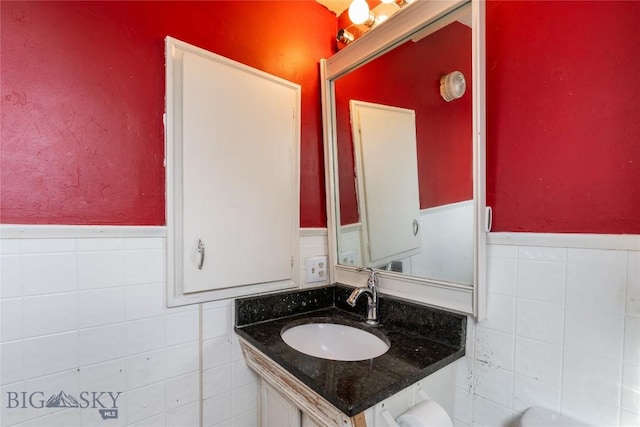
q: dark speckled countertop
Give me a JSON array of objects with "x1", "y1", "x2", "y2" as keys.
[{"x1": 234, "y1": 284, "x2": 466, "y2": 416}]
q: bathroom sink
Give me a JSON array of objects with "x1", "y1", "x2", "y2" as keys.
[{"x1": 281, "y1": 322, "x2": 390, "y2": 361}]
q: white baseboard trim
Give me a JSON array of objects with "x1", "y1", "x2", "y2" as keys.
[
  {"x1": 0, "y1": 224, "x2": 168, "y2": 239},
  {"x1": 487, "y1": 232, "x2": 640, "y2": 251}
]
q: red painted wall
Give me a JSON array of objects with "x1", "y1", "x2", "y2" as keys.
[
  {"x1": 2, "y1": 1, "x2": 640, "y2": 233},
  {"x1": 0, "y1": 1, "x2": 335, "y2": 226},
  {"x1": 334, "y1": 22, "x2": 472, "y2": 225},
  {"x1": 486, "y1": 0, "x2": 640, "y2": 233}
]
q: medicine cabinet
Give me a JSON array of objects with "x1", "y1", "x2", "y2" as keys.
[{"x1": 165, "y1": 37, "x2": 300, "y2": 306}]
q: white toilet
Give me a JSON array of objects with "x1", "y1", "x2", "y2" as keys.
[{"x1": 520, "y1": 407, "x2": 590, "y2": 427}]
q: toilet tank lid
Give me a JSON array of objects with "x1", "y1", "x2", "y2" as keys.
[{"x1": 521, "y1": 407, "x2": 589, "y2": 427}]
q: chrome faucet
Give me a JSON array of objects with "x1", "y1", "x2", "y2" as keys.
[{"x1": 346, "y1": 268, "x2": 379, "y2": 325}]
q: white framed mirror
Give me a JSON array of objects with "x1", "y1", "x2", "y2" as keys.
[{"x1": 321, "y1": 0, "x2": 487, "y2": 318}]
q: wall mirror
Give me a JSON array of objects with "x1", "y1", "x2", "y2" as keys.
[{"x1": 321, "y1": 0, "x2": 486, "y2": 318}]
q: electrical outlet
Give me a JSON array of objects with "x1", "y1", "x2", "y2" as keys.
[
  {"x1": 306, "y1": 256, "x2": 327, "y2": 284},
  {"x1": 340, "y1": 251, "x2": 357, "y2": 266}
]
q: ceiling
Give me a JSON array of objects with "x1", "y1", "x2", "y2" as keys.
[{"x1": 315, "y1": 0, "x2": 351, "y2": 16}]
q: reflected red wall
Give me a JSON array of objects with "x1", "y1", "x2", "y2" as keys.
[
  {"x1": 335, "y1": 22, "x2": 472, "y2": 225},
  {"x1": 0, "y1": 1, "x2": 335, "y2": 226}
]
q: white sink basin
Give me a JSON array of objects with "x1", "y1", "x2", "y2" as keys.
[{"x1": 281, "y1": 322, "x2": 389, "y2": 361}]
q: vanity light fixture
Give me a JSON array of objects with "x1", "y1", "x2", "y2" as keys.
[
  {"x1": 440, "y1": 70, "x2": 466, "y2": 102},
  {"x1": 382, "y1": 0, "x2": 410, "y2": 6},
  {"x1": 348, "y1": 0, "x2": 376, "y2": 26},
  {"x1": 337, "y1": 28, "x2": 355, "y2": 45}
]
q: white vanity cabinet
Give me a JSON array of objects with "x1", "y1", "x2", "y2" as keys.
[
  {"x1": 260, "y1": 380, "x2": 301, "y2": 427},
  {"x1": 165, "y1": 37, "x2": 300, "y2": 307},
  {"x1": 257, "y1": 366, "x2": 456, "y2": 427},
  {"x1": 260, "y1": 380, "x2": 323, "y2": 427}
]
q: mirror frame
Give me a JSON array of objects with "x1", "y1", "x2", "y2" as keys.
[{"x1": 321, "y1": 0, "x2": 486, "y2": 318}]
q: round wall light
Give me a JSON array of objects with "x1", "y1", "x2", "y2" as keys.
[{"x1": 440, "y1": 71, "x2": 466, "y2": 102}]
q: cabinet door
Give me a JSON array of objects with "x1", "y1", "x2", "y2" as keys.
[
  {"x1": 350, "y1": 100, "x2": 421, "y2": 267},
  {"x1": 301, "y1": 412, "x2": 323, "y2": 427},
  {"x1": 166, "y1": 37, "x2": 300, "y2": 306},
  {"x1": 260, "y1": 380, "x2": 301, "y2": 427}
]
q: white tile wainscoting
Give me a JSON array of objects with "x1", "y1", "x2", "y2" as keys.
[
  {"x1": 0, "y1": 226, "x2": 329, "y2": 427},
  {"x1": 455, "y1": 233, "x2": 640, "y2": 427},
  {"x1": 1, "y1": 227, "x2": 638, "y2": 427}
]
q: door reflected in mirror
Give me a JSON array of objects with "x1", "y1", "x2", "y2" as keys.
[{"x1": 334, "y1": 8, "x2": 474, "y2": 285}]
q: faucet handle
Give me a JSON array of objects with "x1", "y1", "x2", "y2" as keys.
[{"x1": 357, "y1": 267, "x2": 378, "y2": 287}]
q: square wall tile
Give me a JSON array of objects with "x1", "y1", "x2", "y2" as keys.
[
  {"x1": 475, "y1": 327, "x2": 515, "y2": 371},
  {"x1": 203, "y1": 392, "x2": 232, "y2": 427},
  {"x1": 473, "y1": 361, "x2": 513, "y2": 408},
  {"x1": 204, "y1": 365, "x2": 232, "y2": 399},
  {"x1": 126, "y1": 349, "x2": 166, "y2": 390},
  {"x1": 125, "y1": 316, "x2": 166, "y2": 356},
  {"x1": 232, "y1": 358, "x2": 257, "y2": 388},
  {"x1": 78, "y1": 288, "x2": 125, "y2": 329},
  {"x1": 203, "y1": 336, "x2": 232, "y2": 370},
  {"x1": 23, "y1": 293, "x2": 78, "y2": 338},
  {"x1": 122, "y1": 249, "x2": 164, "y2": 285},
  {"x1": 627, "y1": 251, "x2": 640, "y2": 316},
  {"x1": 22, "y1": 253, "x2": 77, "y2": 296},
  {"x1": 517, "y1": 260, "x2": 566, "y2": 304},
  {"x1": 126, "y1": 381, "x2": 166, "y2": 425},
  {"x1": 167, "y1": 401, "x2": 200, "y2": 427},
  {"x1": 516, "y1": 299, "x2": 564, "y2": 345},
  {"x1": 621, "y1": 409, "x2": 640, "y2": 427},
  {"x1": 1, "y1": 298, "x2": 23, "y2": 342},
  {"x1": 478, "y1": 293, "x2": 515, "y2": 334},
  {"x1": 562, "y1": 357, "x2": 622, "y2": 409},
  {"x1": 623, "y1": 315, "x2": 640, "y2": 364},
  {"x1": 568, "y1": 248, "x2": 627, "y2": 267},
  {"x1": 165, "y1": 371, "x2": 199, "y2": 411},
  {"x1": 203, "y1": 306, "x2": 231, "y2": 340},
  {"x1": 1, "y1": 254, "x2": 21, "y2": 298},
  {"x1": 454, "y1": 387, "x2": 473, "y2": 426},
  {"x1": 232, "y1": 382, "x2": 258, "y2": 416},
  {"x1": 165, "y1": 341, "x2": 199, "y2": 378},
  {"x1": 23, "y1": 332, "x2": 79, "y2": 379},
  {"x1": 1, "y1": 341, "x2": 23, "y2": 385},
  {"x1": 233, "y1": 408, "x2": 257, "y2": 427},
  {"x1": 514, "y1": 336, "x2": 562, "y2": 386},
  {"x1": 512, "y1": 374, "x2": 561, "y2": 413},
  {"x1": 472, "y1": 395, "x2": 514, "y2": 427},
  {"x1": 518, "y1": 246, "x2": 566, "y2": 262},
  {"x1": 76, "y1": 238, "x2": 124, "y2": 252},
  {"x1": 566, "y1": 261, "x2": 626, "y2": 315},
  {"x1": 487, "y1": 244, "x2": 517, "y2": 259},
  {"x1": 20, "y1": 238, "x2": 76, "y2": 254},
  {"x1": 79, "y1": 358, "x2": 126, "y2": 392},
  {"x1": 0, "y1": 239, "x2": 21, "y2": 255},
  {"x1": 79, "y1": 323, "x2": 126, "y2": 367},
  {"x1": 125, "y1": 283, "x2": 165, "y2": 321},
  {"x1": 486, "y1": 256, "x2": 517, "y2": 297},
  {"x1": 165, "y1": 309, "x2": 199, "y2": 347},
  {"x1": 454, "y1": 357, "x2": 474, "y2": 394},
  {"x1": 621, "y1": 363, "x2": 639, "y2": 413},
  {"x1": 77, "y1": 251, "x2": 124, "y2": 290},
  {"x1": 564, "y1": 305, "x2": 624, "y2": 362}
]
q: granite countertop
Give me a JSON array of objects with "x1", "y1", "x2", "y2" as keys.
[{"x1": 234, "y1": 284, "x2": 466, "y2": 416}]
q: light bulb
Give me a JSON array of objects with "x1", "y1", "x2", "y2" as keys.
[{"x1": 348, "y1": 0, "x2": 370, "y2": 25}]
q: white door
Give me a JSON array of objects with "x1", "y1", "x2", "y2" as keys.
[{"x1": 350, "y1": 100, "x2": 421, "y2": 267}]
